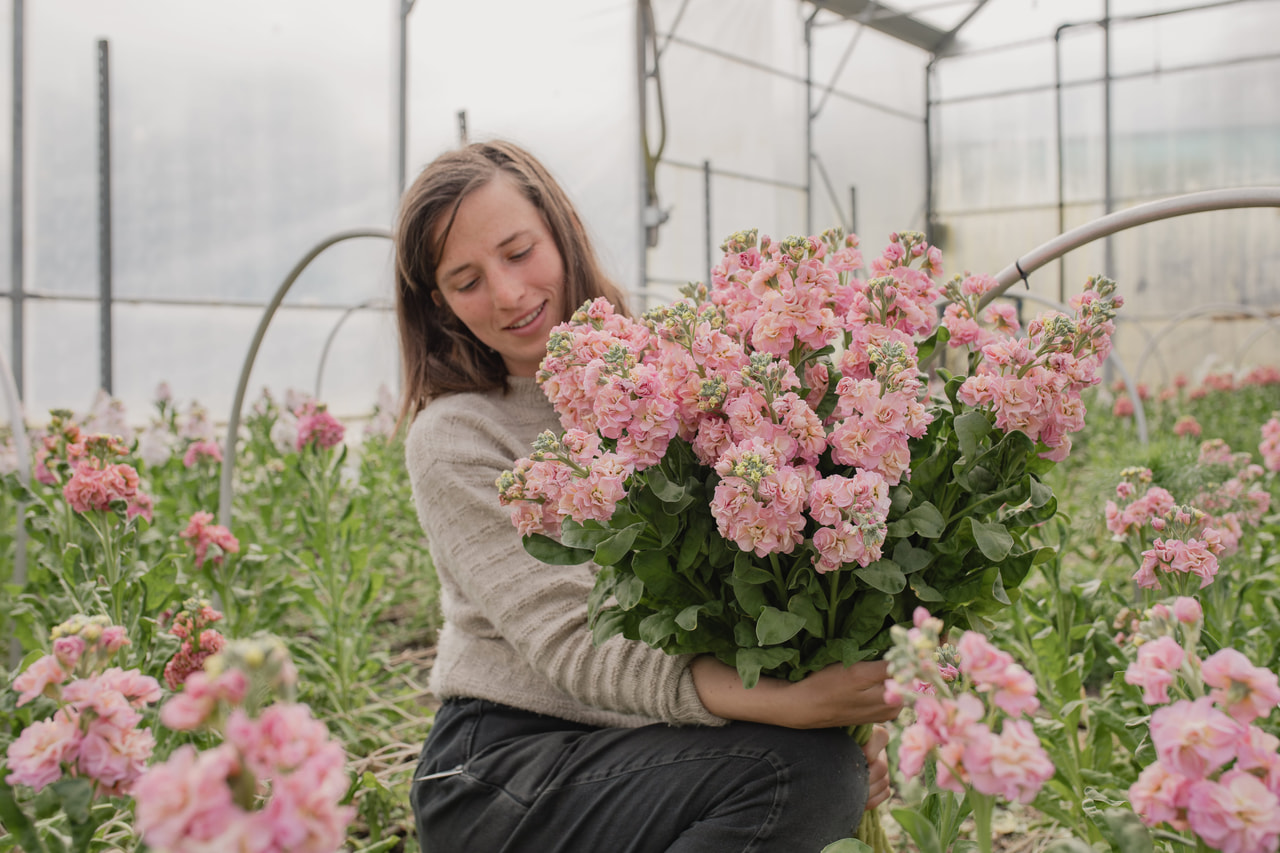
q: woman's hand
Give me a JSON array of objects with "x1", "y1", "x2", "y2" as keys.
[
  {"x1": 862, "y1": 724, "x2": 891, "y2": 810},
  {"x1": 690, "y1": 657, "x2": 902, "y2": 730}
]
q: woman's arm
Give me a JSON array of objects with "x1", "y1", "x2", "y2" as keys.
[{"x1": 689, "y1": 656, "x2": 902, "y2": 730}]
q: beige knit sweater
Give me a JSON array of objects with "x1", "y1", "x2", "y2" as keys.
[{"x1": 406, "y1": 376, "x2": 725, "y2": 729}]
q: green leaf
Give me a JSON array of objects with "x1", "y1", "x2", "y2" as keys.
[
  {"x1": 732, "y1": 573, "x2": 769, "y2": 618},
  {"x1": 970, "y1": 519, "x2": 1014, "y2": 561},
  {"x1": 853, "y1": 560, "x2": 906, "y2": 594},
  {"x1": 892, "y1": 541, "x2": 934, "y2": 574},
  {"x1": 676, "y1": 510, "x2": 711, "y2": 573},
  {"x1": 954, "y1": 410, "x2": 991, "y2": 461},
  {"x1": 639, "y1": 612, "x2": 679, "y2": 647},
  {"x1": 675, "y1": 604, "x2": 702, "y2": 631},
  {"x1": 788, "y1": 594, "x2": 824, "y2": 636},
  {"x1": 733, "y1": 551, "x2": 775, "y2": 584},
  {"x1": 523, "y1": 533, "x2": 593, "y2": 565},
  {"x1": 887, "y1": 503, "x2": 945, "y2": 539},
  {"x1": 889, "y1": 807, "x2": 943, "y2": 853},
  {"x1": 990, "y1": 573, "x2": 1011, "y2": 606},
  {"x1": 755, "y1": 606, "x2": 807, "y2": 646},
  {"x1": 560, "y1": 520, "x2": 617, "y2": 550},
  {"x1": 594, "y1": 523, "x2": 645, "y2": 566},
  {"x1": 51, "y1": 777, "x2": 94, "y2": 824},
  {"x1": 614, "y1": 575, "x2": 645, "y2": 610},
  {"x1": 820, "y1": 840, "x2": 873, "y2": 853},
  {"x1": 911, "y1": 576, "x2": 946, "y2": 602},
  {"x1": 1039, "y1": 842, "x2": 1095, "y2": 853},
  {"x1": 1099, "y1": 808, "x2": 1155, "y2": 853},
  {"x1": 1029, "y1": 477, "x2": 1054, "y2": 508},
  {"x1": 591, "y1": 607, "x2": 628, "y2": 646},
  {"x1": 0, "y1": 779, "x2": 46, "y2": 853},
  {"x1": 735, "y1": 646, "x2": 798, "y2": 688},
  {"x1": 645, "y1": 466, "x2": 684, "y2": 501}
]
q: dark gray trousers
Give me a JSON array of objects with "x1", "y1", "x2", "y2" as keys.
[{"x1": 411, "y1": 698, "x2": 868, "y2": 853}]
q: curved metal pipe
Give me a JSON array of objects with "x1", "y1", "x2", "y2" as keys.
[
  {"x1": 218, "y1": 229, "x2": 393, "y2": 529},
  {"x1": 313, "y1": 298, "x2": 392, "y2": 400},
  {"x1": 980, "y1": 187, "x2": 1280, "y2": 305}
]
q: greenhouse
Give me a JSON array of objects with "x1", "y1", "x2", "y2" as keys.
[{"x1": 3, "y1": 0, "x2": 1280, "y2": 851}]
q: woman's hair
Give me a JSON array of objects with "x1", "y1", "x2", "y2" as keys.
[{"x1": 394, "y1": 140, "x2": 630, "y2": 426}]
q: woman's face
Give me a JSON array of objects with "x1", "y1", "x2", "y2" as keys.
[{"x1": 433, "y1": 175, "x2": 566, "y2": 378}]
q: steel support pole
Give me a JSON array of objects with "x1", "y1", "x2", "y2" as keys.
[
  {"x1": 11, "y1": 0, "x2": 23, "y2": 399},
  {"x1": 804, "y1": 12, "x2": 816, "y2": 235},
  {"x1": 97, "y1": 40, "x2": 113, "y2": 394},
  {"x1": 1102, "y1": 1, "x2": 1114, "y2": 275},
  {"x1": 1054, "y1": 27, "x2": 1067, "y2": 303},
  {"x1": 636, "y1": 0, "x2": 649, "y2": 307},
  {"x1": 703, "y1": 160, "x2": 712, "y2": 287},
  {"x1": 397, "y1": 0, "x2": 417, "y2": 196}
]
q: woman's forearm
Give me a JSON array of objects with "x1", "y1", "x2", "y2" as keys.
[{"x1": 689, "y1": 656, "x2": 902, "y2": 730}]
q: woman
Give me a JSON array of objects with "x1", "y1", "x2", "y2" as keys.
[{"x1": 397, "y1": 140, "x2": 900, "y2": 852}]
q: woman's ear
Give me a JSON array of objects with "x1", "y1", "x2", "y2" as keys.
[{"x1": 431, "y1": 289, "x2": 444, "y2": 308}]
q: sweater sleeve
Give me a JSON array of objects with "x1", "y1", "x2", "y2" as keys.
[{"x1": 406, "y1": 394, "x2": 725, "y2": 727}]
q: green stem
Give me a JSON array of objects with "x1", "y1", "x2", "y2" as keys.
[
  {"x1": 970, "y1": 791, "x2": 995, "y2": 853},
  {"x1": 827, "y1": 571, "x2": 840, "y2": 639}
]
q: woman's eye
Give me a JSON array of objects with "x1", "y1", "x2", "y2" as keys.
[
  {"x1": 457, "y1": 278, "x2": 479, "y2": 292},
  {"x1": 510, "y1": 247, "x2": 532, "y2": 262}
]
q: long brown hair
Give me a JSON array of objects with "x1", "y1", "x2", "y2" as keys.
[{"x1": 395, "y1": 140, "x2": 630, "y2": 427}]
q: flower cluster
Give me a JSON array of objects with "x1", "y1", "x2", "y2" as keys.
[
  {"x1": 181, "y1": 510, "x2": 240, "y2": 570},
  {"x1": 134, "y1": 637, "x2": 354, "y2": 853},
  {"x1": 182, "y1": 438, "x2": 223, "y2": 468},
  {"x1": 885, "y1": 608, "x2": 1053, "y2": 805},
  {"x1": 1124, "y1": 599, "x2": 1280, "y2": 853},
  {"x1": 160, "y1": 597, "x2": 227, "y2": 690},
  {"x1": 295, "y1": 401, "x2": 346, "y2": 452},
  {"x1": 956, "y1": 275, "x2": 1120, "y2": 461},
  {"x1": 33, "y1": 411, "x2": 154, "y2": 522},
  {"x1": 5, "y1": 616, "x2": 161, "y2": 797},
  {"x1": 503, "y1": 229, "x2": 1115, "y2": 586},
  {"x1": 1261, "y1": 414, "x2": 1280, "y2": 472}
]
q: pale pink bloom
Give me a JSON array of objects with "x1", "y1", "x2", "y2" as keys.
[
  {"x1": 225, "y1": 703, "x2": 343, "y2": 780},
  {"x1": 983, "y1": 303, "x2": 1020, "y2": 335},
  {"x1": 12, "y1": 655, "x2": 67, "y2": 706},
  {"x1": 160, "y1": 669, "x2": 249, "y2": 731},
  {"x1": 1130, "y1": 761, "x2": 1193, "y2": 830},
  {"x1": 966, "y1": 718, "x2": 1054, "y2": 804},
  {"x1": 1235, "y1": 726, "x2": 1280, "y2": 794},
  {"x1": 1150, "y1": 697, "x2": 1243, "y2": 778},
  {"x1": 1187, "y1": 770, "x2": 1280, "y2": 853},
  {"x1": 52, "y1": 635, "x2": 86, "y2": 670},
  {"x1": 62, "y1": 460, "x2": 140, "y2": 514},
  {"x1": 127, "y1": 492, "x2": 155, "y2": 524},
  {"x1": 1124, "y1": 636, "x2": 1185, "y2": 705},
  {"x1": 134, "y1": 743, "x2": 246, "y2": 852},
  {"x1": 1173, "y1": 597, "x2": 1203, "y2": 625},
  {"x1": 4, "y1": 714, "x2": 82, "y2": 791},
  {"x1": 181, "y1": 511, "x2": 241, "y2": 570},
  {"x1": 897, "y1": 722, "x2": 937, "y2": 779},
  {"x1": 1201, "y1": 648, "x2": 1280, "y2": 724},
  {"x1": 295, "y1": 408, "x2": 346, "y2": 451},
  {"x1": 1173, "y1": 416, "x2": 1202, "y2": 438},
  {"x1": 1260, "y1": 417, "x2": 1280, "y2": 472},
  {"x1": 77, "y1": 717, "x2": 156, "y2": 794},
  {"x1": 182, "y1": 440, "x2": 223, "y2": 468}
]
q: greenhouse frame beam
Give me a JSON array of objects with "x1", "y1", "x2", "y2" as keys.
[
  {"x1": 10, "y1": 0, "x2": 22, "y2": 399},
  {"x1": 810, "y1": 0, "x2": 949, "y2": 52}
]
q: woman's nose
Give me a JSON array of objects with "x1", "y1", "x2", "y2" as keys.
[{"x1": 489, "y1": 267, "x2": 524, "y2": 306}]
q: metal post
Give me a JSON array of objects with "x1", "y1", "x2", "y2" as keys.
[
  {"x1": 702, "y1": 160, "x2": 712, "y2": 286},
  {"x1": 924, "y1": 58, "x2": 936, "y2": 246},
  {"x1": 397, "y1": 0, "x2": 417, "y2": 196},
  {"x1": 97, "y1": 40, "x2": 113, "y2": 394},
  {"x1": 457, "y1": 110, "x2": 468, "y2": 146},
  {"x1": 11, "y1": 0, "x2": 23, "y2": 399},
  {"x1": 636, "y1": 0, "x2": 649, "y2": 307},
  {"x1": 1054, "y1": 28, "x2": 1066, "y2": 302},
  {"x1": 804, "y1": 11, "x2": 816, "y2": 235},
  {"x1": 849, "y1": 185, "x2": 857, "y2": 235},
  {"x1": 1102, "y1": 1, "x2": 1114, "y2": 275}
]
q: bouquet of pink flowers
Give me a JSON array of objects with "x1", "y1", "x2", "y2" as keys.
[{"x1": 500, "y1": 228, "x2": 1120, "y2": 686}]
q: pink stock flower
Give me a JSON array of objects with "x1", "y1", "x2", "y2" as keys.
[
  {"x1": 966, "y1": 718, "x2": 1054, "y2": 804},
  {"x1": 1173, "y1": 415, "x2": 1202, "y2": 438},
  {"x1": 1200, "y1": 648, "x2": 1280, "y2": 724},
  {"x1": 1172, "y1": 597, "x2": 1203, "y2": 625},
  {"x1": 295, "y1": 407, "x2": 346, "y2": 451},
  {"x1": 1260, "y1": 417, "x2": 1280, "y2": 472},
  {"x1": 1150, "y1": 697, "x2": 1242, "y2": 779},
  {"x1": 134, "y1": 743, "x2": 245, "y2": 852},
  {"x1": 12, "y1": 655, "x2": 68, "y2": 706},
  {"x1": 956, "y1": 631, "x2": 1040, "y2": 716},
  {"x1": 1187, "y1": 771, "x2": 1280, "y2": 853},
  {"x1": 1130, "y1": 761, "x2": 1193, "y2": 830},
  {"x1": 182, "y1": 439, "x2": 223, "y2": 468},
  {"x1": 62, "y1": 460, "x2": 141, "y2": 514},
  {"x1": 181, "y1": 511, "x2": 241, "y2": 570},
  {"x1": 5, "y1": 714, "x2": 82, "y2": 791},
  {"x1": 1124, "y1": 635, "x2": 1185, "y2": 705},
  {"x1": 160, "y1": 669, "x2": 250, "y2": 731}
]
